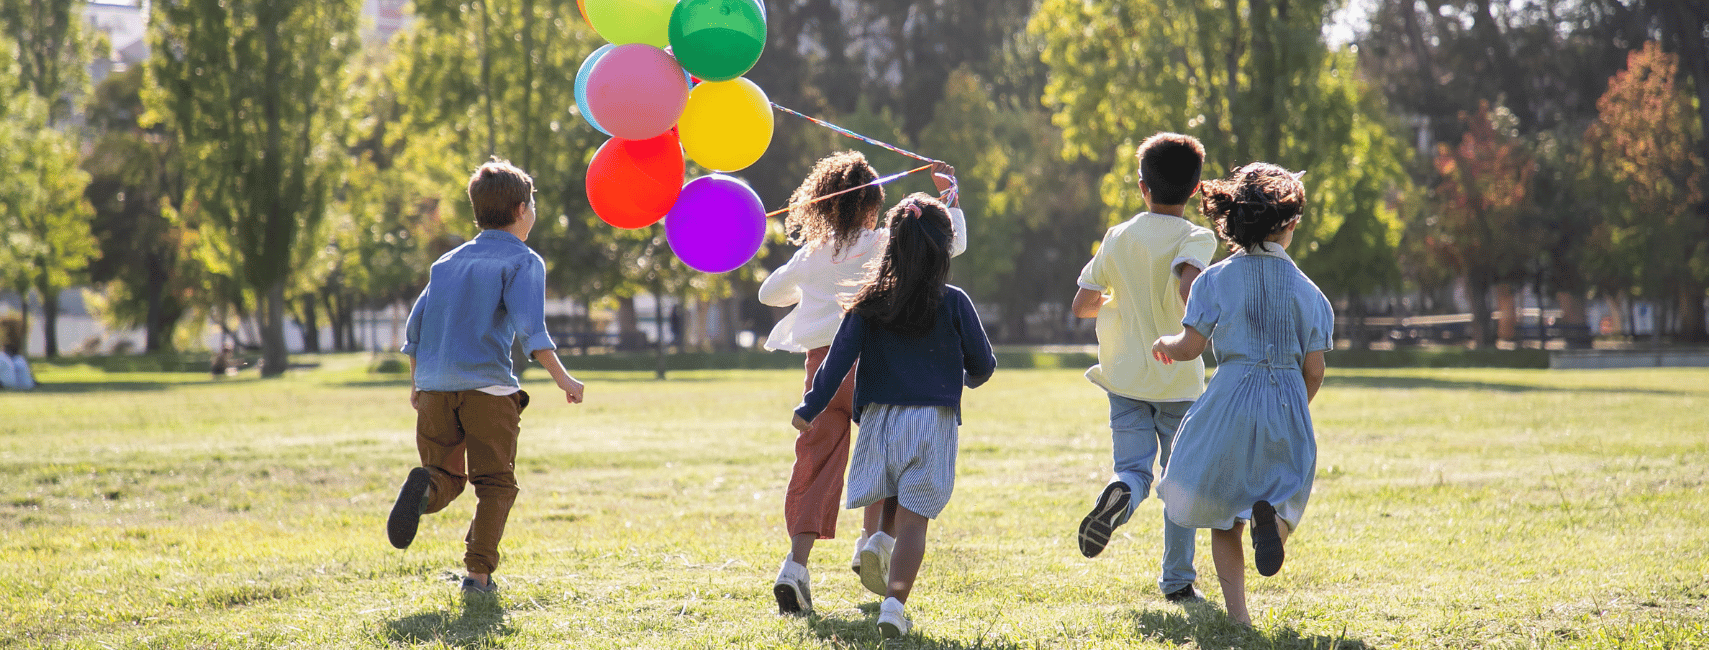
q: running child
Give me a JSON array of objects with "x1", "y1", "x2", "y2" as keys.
[
  {"x1": 1151, "y1": 162, "x2": 1331, "y2": 625},
  {"x1": 759, "y1": 152, "x2": 965, "y2": 614},
  {"x1": 1070, "y1": 133, "x2": 1215, "y2": 602},
  {"x1": 791, "y1": 193, "x2": 995, "y2": 638},
  {"x1": 388, "y1": 160, "x2": 586, "y2": 594}
]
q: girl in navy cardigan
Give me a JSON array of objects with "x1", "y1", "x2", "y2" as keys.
[{"x1": 792, "y1": 193, "x2": 997, "y2": 639}]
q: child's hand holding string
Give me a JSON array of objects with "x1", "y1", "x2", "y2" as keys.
[{"x1": 930, "y1": 161, "x2": 958, "y2": 207}]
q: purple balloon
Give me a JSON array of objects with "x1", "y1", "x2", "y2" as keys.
[{"x1": 666, "y1": 174, "x2": 766, "y2": 274}]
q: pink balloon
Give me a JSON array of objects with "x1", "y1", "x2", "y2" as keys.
[{"x1": 585, "y1": 44, "x2": 690, "y2": 141}]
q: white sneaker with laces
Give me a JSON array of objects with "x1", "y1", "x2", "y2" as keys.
[
  {"x1": 850, "y1": 531, "x2": 869, "y2": 574},
  {"x1": 858, "y1": 531, "x2": 895, "y2": 596},
  {"x1": 877, "y1": 597, "x2": 910, "y2": 638},
  {"x1": 773, "y1": 554, "x2": 812, "y2": 615}
]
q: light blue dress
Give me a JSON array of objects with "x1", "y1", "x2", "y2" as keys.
[{"x1": 1157, "y1": 243, "x2": 1333, "y2": 531}]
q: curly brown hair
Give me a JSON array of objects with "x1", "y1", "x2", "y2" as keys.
[
  {"x1": 1200, "y1": 162, "x2": 1306, "y2": 253},
  {"x1": 784, "y1": 151, "x2": 885, "y2": 257}
]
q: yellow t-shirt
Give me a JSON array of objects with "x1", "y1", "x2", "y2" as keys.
[{"x1": 1078, "y1": 213, "x2": 1218, "y2": 402}]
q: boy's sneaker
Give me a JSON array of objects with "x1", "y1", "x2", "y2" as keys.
[
  {"x1": 387, "y1": 467, "x2": 432, "y2": 549},
  {"x1": 1251, "y1": 500, "x2": 1285, "y2": 577},
  {"x1": 460, "y1": 576, "x2": 500, "y2": 594},
  {"x1": 773, "y1": 554, "x2": 813, "y2": 616},
  {"x1": 1164, "y1": 584, "x2": 1204, "y2": 602},
  {"x1": 1077, "y1": 481, "x2": 1132, "y2": 558},
  {"x1": 850, "y1": 532, "x2": 868, "y2": 575},
  {"x1": 877, "y1": 597, "x2": 910, "y2": 639},
  {"x1": 857, "y1": 532, "x2": 895, "y2": 596}
]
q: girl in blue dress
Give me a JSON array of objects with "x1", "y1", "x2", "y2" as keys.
[{"x1": 1150, "y1": 163, "x2": 1332, "y2": 626}]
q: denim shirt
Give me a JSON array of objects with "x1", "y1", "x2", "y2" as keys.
[{"x1": 402, "y1": 230, "x2": 556, "y2": 392}]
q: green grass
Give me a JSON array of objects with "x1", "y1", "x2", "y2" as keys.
[{"x1": 2, "y1": 354, "x2": 1706, "y2": 649}]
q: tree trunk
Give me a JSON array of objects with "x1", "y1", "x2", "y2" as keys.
[
  {"x1": 299, "y1": 295, "x2": 321, "y2": 353},
  {"x1": 260, "y1": 281, "x2": 289, "y2": 378},
  {"x1": 1556, "y1": 291, "x2": 1591, "y2": 349},
  {"x1": 1681, "y1": 284, "x2": 1708, "y2": 343},
  {"x1": 1495, "y1": 283, "x2": 1518, "y2": 343},
  {"x1": 616, "y1": 296, "x2": 644, "y2": 351},
  {"x1": 145, "y1": 269, "x2": 168, "y2": 353},
  {"x1": 653, "y1": 288, "x2": 667, "y2": 381},
  {"x1": 717, "y1": 296, "x2": 741, "y2": 351},
  {"x1": 39, "y1": 284, "x2": 60, "y2": 358},
  {"x1": 1347, "y1": 291, "x2": 1368, "y2": 350},
  {"x1": 1468, "y1": 274, "x2": 1495, "y2": 348}
]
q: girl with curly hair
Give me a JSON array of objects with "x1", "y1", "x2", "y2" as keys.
[
  {"x1": 759, "y1": 152, "x2": 965, "y2": 615},
  {"x1": 1151, "y1": 162, "x2": 1334, "y2": 626}
]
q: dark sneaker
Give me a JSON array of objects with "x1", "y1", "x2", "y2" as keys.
[
  {"x1": 460, "y1": 576, "x2": 500, "y2": 594},
  {"x1": 1077, "y1": 481, "x2": 1132, "y2": 558},
  {"x1": 387, "y1": 467, "x2": 432, "y2": 549},
  {"x1": 1251, "y1": 500, "x2": 1285, "y2": 577},
  {"x1": 1164, "y1": 584, "x2": 1204, "y2": 602}
]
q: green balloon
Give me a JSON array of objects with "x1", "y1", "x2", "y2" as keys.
[
  {"x1": 585, "y1": 0, "x2": 674, "y2": 48},
  {"x1": 668, "y1": 0, "x2": 767, "y2": 83}
]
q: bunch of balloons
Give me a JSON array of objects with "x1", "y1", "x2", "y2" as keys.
[{"x1": 577, "y1": 0, "x2": 771, "y2": 274}]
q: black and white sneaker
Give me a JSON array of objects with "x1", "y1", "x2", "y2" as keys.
[
  {"x1": 1077, "y1": 481, "x2": 1132, "y2": 558},
  {"x1": 387, "y1": 467, "x2": 432, "y2": 549},
  {"x1": 773, "y1": 554, "x2": 813, "y2": 615}
]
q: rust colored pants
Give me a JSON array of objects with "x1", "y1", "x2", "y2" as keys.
[
  {"x1": 415, "y1": 389, "x2": 528, "y2": 575},
  {"x1": 785, "y1": 346, "x2": 858, "y2": 539}
]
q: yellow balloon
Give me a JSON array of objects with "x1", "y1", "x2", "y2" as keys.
[{"x1": 678, "y1": 78, "x2": 774, "y2": 172}]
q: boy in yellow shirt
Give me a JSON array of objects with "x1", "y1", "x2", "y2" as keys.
[{"x1": 1070, "y1": 133, "x2": 1214, "y2": 602}]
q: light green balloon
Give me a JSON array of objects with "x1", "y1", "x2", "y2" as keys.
[{"x1": 585, "y1": 0, "x2": 675, "y2": 48}]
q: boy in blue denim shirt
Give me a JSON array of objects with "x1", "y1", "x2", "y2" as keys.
[{"x1": 388, "y1": 159, "x2": 585, "y2": 594}]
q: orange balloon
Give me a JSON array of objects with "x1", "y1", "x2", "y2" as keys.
[{"x1": 577, "y1": 0, "x2": 589, "y2": 25}]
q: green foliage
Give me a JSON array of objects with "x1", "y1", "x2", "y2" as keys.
[
  {"x1": 1029, "y1": 0, "x2": 1411, "y2": 294},
  {"x1": 0, "y1": 0, "x2": 95, "y2": 124},
  {"x1": 1583, "y1": 41, "x2": 1708, "y2": 299},
  {"x1": 0, "y1": 49, "x2": 97, "y2": 325},
  {"x1": 145, "y1": 0, "x2": 363, "y2": 372}
]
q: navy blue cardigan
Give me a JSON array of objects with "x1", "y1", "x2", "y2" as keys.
[{"x1": 795, "y1": 285, "x2": 997, "y2": 424}]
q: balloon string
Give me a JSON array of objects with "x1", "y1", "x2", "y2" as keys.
[
  {"x1": 771, "y1": 103, "x2": 938, "y2": 164},
  {"x1": 768, "y1": 103, "x2": 959, "y2": 215},
  {"x1": 765, "y1": 164, "x2": 933, "y2": 218}
]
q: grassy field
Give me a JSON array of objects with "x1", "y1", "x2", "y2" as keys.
[{"x1": 1, "y1": 355, "x2": 1706, "y2": 649}]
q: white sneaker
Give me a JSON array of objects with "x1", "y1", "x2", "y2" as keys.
[
  {"x1": 858, "y1": 531, "x2": 894, "y2": 596},
  {"x1": 773, "y1": 554, "x2": 812, "y2": 615},
  {"x1": 877, "y1": 597, "x2": 910, "y2": 638},
  {"x1": 850, "y1": 531, "x2": 869, "y2": 575}
]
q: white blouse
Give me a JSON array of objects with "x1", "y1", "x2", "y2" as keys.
[{"x1": 758, "y1": 207, "x2": 968, "y2": 352}]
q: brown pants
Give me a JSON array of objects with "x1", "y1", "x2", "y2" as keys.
[
  {"x1": 415, "y1": 389, "x2": 528, "y2": 575},
  {"x1": 785, "y1": 347, "x2": 858, "y2": 539}
]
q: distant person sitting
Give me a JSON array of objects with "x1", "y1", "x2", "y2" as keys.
[
  {"x1": 2, "y1": 343, "x2": 33, "y2": 390},
  {"x1": 211, "y1": 342, "x2": 235, "y2": 379}
]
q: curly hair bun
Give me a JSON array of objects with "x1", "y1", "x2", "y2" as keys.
[{"x1": 1200, "y1": 162, "x2": 1305, "y2": 252}]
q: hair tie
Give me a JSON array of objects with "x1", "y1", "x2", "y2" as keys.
[{"x1": 903, "y1": 200, "x2": 923, "y2": 219}]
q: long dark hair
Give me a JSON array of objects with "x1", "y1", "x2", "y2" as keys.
[
  {"x1": 1200, "y1": 162, "x2": 1306, "y2": 253},
  {"x1": 843, "y1": 193, "x2": 954, "y2": 337},
  {"x1": 785, "y1": 151, "x2": 885, "y2": 257}
]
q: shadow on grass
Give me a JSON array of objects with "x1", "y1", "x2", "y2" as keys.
[
  {"x1": 22, "y1": 381, "x2": 184, "y2": 393},
  {"x1": 1322, "y1": 374, "x2": 1691, "y2": 395},
  {"x1": 801, "y1": 603, "x2": 1029, "y2": 650},
  {"x1": 1129, "y1": 603, "x2": 1371, "y2": 650},
  {"x1": 382, "y1": 596, "x2": 514, "y2": 649}
]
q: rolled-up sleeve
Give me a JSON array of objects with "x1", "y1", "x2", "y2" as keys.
[
  {"x1": 947, "y1": 207, "x2": 969, "y2": 257},
  {"x1": 401, "y1": 285, "x2": 429, "y2": 356},
  {"x1": 506, "y1": 254, "x2": 557, "y2": 352},
  {"x1": 758, "y1": 249, "x2": 805, "y2": 307}
]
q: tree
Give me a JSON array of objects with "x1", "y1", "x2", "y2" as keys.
[
  {"x1": 1, "y1": 0, "x2": 93, "y2": 125},
  {"x1": 1030, "y1": 0, "x2": 1412, "y2": 330},
  {"x1": 1431, "y1": 102, "x2": 1538, "y2": 347},
  {"x1": 145, "y1": 0, "x2": 361, "y2": 375},
  {"x1": 1583, "y1": 41, "x2": 1706, "y2": 341},
  {"x1": 83, "y1": 66, "x2": 191, "y2": 353}
]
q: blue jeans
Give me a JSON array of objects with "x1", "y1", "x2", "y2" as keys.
[{"x1": 1108, "y1": 393, "x2": 1197, "y2": 593}]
